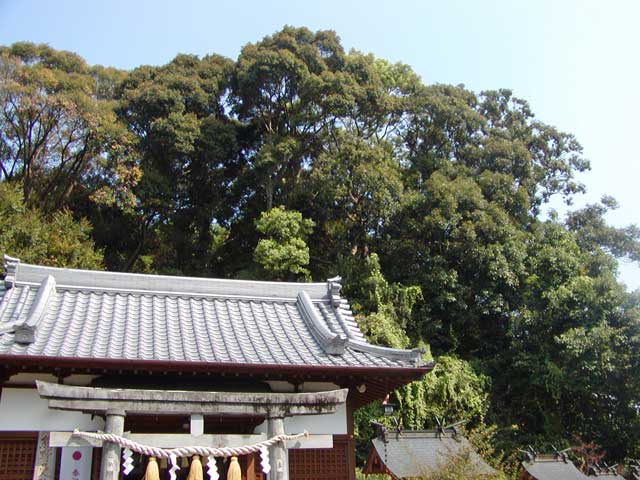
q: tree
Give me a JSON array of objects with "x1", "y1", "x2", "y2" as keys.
[
  {"x1": 0, "y1": 182, "x2": 102, "y2": 268},
  {"x1": 109, "y1": 52, "x2": 242, "y2": 273},
  {"x1": 396, "y1": 355, "x2": 490, "y2": 431},
  {"x1": 253, "y1": 206, "x2": 314, "y2": 280},
  {"x1": 566, "y1": 195, "x2": 640, "y2": 264},
  {"x1": 0, "y1": 43, "x2": 134, "y2": 212},
  {"x1": 489, "y1": 220, "x2": 640, "y2": 458},
  {"x1": 310, "y1": 135, "x2": 404, "y2": 258},
  {"x1": 231, "y1": 26, "x2": 346, "y2": 211},
  {"x1": 2, "y1": 29, "x2": 639, "y2": 466}
]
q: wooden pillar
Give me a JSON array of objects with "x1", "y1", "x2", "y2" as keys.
[
  {"x1": 99, "y1": 409, "x2": 125, "y2": 480},
  {"x1": 267, "y1": 416, "x2": 288, "y2": 480}
]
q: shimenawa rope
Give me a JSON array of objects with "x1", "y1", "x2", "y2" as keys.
[{"x1": 72, "y1": 429, "x2": 308, "y2": 458}]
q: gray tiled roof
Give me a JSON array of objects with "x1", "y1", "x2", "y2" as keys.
[
  {"x1": 370, "y1": 430, "x2": 495, "y2": 478},
  {"x1": 588, "y1": 466, "x2": 625, "y2": 479},
  {"x1": 522, "y1": 455, "x2": 590, "y2": 480},
  {"x1": 0, "y1": 257, "x2": 423, "y2": 369},
  {"x1": 590, "y1": 473, "x2": 625, "y2": 479}
]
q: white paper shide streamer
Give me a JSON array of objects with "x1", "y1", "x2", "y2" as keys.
[
  {"x1": 207, "y1": 455, "x2": 219, "y2": 480},
  {"x1": 122, "y1": 448, "x2": 134, "y2": 475},
  {"x1": 169, "y1": 453, "x2": 180, "y2": 480},
  {"x1": 73, "y1": 429, "x2": 306, "y2": 459},
  {"x1": 74, "y1": 428, "x2": 306, "y2": 477},
  {"x1": 260, "y1": 446, "x2": 271, "y2": 474}
]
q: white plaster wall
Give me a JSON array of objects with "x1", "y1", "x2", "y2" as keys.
[
  {"x1": 0, "y1": 386, "x2": 346, "y2": 435},
  {"x1": 265, "y1": 381, "x2": 341, "y2": 393},
  {"x1": 7, "y1": 373, "x2": 58, "y2": 384},
  {"x1": 261, "y1": 381, "x2": 348, "y2": 435},
  {"x1": 285, "y1": 402, "x2": 347, "y2": 434},
  {"x1": 254, "y1": 403, "x2": 347, "y2": 435},
  {"x1": 5, "y1": 373, "x2": 98, "y2": 387},
  {"x1": 300, "y1": 382, "x2": 341, "y2": 393},
  {"x1": 0, "y1": 388, "x2": 104, "y2": 431}
]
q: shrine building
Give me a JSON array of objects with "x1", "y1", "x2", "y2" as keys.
[
  {"x1": 0, "y1": 256, "x2": 431, "y2": 480},
  {"x1": 362, "y1": 425, "x2": 495, "y2": 479},
  {"x1": 518, "y1": 452, "x2": 590, "y2": 480}
]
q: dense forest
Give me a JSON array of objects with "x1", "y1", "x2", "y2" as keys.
[{"x1": 1, "y1": 27, "x2": 639, "y2": 473}]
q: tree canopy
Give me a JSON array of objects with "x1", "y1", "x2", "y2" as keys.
[{"x1": 1, "y1": 27, "x2": 639, "y2": 469}]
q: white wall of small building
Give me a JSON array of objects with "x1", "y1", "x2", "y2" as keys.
[
  {"x1": 285, "y1": 402, "x2": 347, "y2": 435},
  {"x1": 0, "y1": 388, "x2": 105, "y2": 431},
  {"x1": 0, "y1": 379, "x2": 348, "y2": 435},
  {"x1": 253, "y1": 402, "x2": 347, "y2": 435},
  {"x1": 259, "y1": 380, "x2": 348, "y2": 435}
]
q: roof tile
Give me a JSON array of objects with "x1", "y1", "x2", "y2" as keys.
[
  {"x1": 370, "y1": 430, "x2": 495, "y2": 478},
  {"x1": 0, "y1": 259, "x2": 425, "y2": 370}
]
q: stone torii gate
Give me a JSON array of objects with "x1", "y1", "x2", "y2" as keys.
[{"x1": 36, "y1": 381, "x2": 348, "y2": 480}]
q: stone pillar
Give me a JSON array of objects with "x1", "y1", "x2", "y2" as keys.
[
  {"x1": 267, "y1": 416, "x2": 288, "y2": 480},
  {"x1": 32, "y1": 432, "x2": 55, "y2": 480},
  {"x1": 100, "y1": 409, "x2": 125, "y2": 480}
]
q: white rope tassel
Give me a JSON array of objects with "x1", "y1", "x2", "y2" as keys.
[
  {"x1": 260, "y1": 446, "x2": 271, "y2": 475},
  {"x1": 72, "y1": 429, "x2": 308, "y2": 458},
  {"x1": 122, "y1": 448, "x2": 134, "y2": 476},
  {"x1": 169, "y1": 453, "x2": 180, "y2": 480},
  {"x1": 207, "y1": 455, "x2": 219, "y2": 480}
]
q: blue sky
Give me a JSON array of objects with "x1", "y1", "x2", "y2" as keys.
[{"x1": 1, "y1": 0, "x2": 638, "y2": 289}]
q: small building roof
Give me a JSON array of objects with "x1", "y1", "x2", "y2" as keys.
[
  {"x1": 587, "y1": 465, "x2": 625, "y2": 479},
  {"x1": 521, "y1": 454, "x2": 590, "y2": 480},
  {"x1": 363, "y1": 427, "x2": 496, "y2": 479},
  {"x1": 0, "y1": 257, "x2": 426, "y2": 376}
]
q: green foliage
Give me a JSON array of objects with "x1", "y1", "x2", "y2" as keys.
[
  {"x1": 1, "y1": 29, "x2": 639, "y2": 466},
  {"x1": 566, "y1": 195, "x2": 640, "y2": 263},
  {"x1": 353, "y1": 353, "x2": 493, "y2": 468},
  {"x1": 343, "y1": 253, "x2": 422, "y2": 349},
  {"x1": 467, "y1": 424, "x2": 519, "y2": 478},
  {"x1": 419, "y1": 446, "x2": 508, "y2": 480},
  {"x1": 396, "y1": 356, "x2": 490, "y2": 430},
  {"x1": 354, "y1": 470, "x2": 386, "y2": 480},
  {"x1": 311, "y1": 135, "x2": 404, "y2": 256},
  {"x1": 253, "y1": 207, "x2": 314, "y2": 280},
  {"x1": 0, "y1": 182, "x2": 103, "y2": 268},
  {"x1": 0, "y1": 43, "x2": 136, "y2": 212}
]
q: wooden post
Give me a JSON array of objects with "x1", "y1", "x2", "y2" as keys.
[
  {"x1": 267, "y1": 416, "x2": 288, "y2": 480},
  {"x1": 99, "y1": 409, "x2": 125, "y2": 480}
]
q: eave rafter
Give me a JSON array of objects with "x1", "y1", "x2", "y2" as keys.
[{"x1": 1, "y1": 355, "x2": 432, "y2": 406}]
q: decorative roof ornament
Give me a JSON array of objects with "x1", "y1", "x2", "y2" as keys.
[
  {"x1": 327, "y1": 276, "x2": 342, "y2": 307},
  {"x1": 518, "y1": 445, "x2": 537, "y2": 462},
  {"x1": 14, "y1": 274, "x2": 56, "y2": 344},
  {"x1": 550, "y1": 445, "x2": 572, "y2": 463},
  {"x1": 519, "y1": 448, "x2": 590, "y2": 480},
  {"x1": 434, "y1": 418, "x2": 467, "y2": 438},
  {"x1": 3, "y1": 255, "x2": 20, "y2": 288},
  {"x1": 589, "y1": 462, "x2": 623, "y2": 478},
  {"x1": 297, "y1": 290, "x2": 346, "y2": 355}
]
